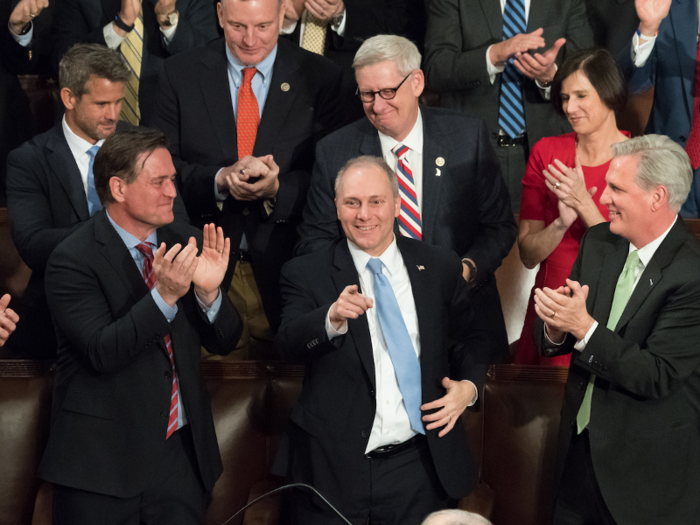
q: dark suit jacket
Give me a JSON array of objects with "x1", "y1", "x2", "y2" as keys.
[
  {"x1": 151, "y1": 37, "x2": 345, "y2": 330},
  {"x1": 51, "y1": 0, "x2": 219, "y2": 124},
  {"x1": 620, "y1": 0, "x2": 696, "y2": 147},
  {"x1": 5, "y1": 121, "x2": 189, "y2": 358},
  {"x1": 537, "y1": 221, "x2": 700, "y2": 525},
  {"x1": 273, "y1": 236, "x2": 488, "y2": 508},
  {"x1": 423, "y1": 0, "x2": 594, "y2": 151},
  {"x1": 39, "y1": 211, "x2": 242, "y2": 498},
  {"x1": 296, "y1": 107, "x2": 517, "y2": 361}
]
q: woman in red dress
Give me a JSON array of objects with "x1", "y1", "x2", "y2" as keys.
[{"x1": 515, "y1": 48, "x2": 630, "y2": 366}]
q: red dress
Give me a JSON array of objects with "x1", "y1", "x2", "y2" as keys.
[{"x1": 515, "y1": 132, "x2": 629, "y2": 366}]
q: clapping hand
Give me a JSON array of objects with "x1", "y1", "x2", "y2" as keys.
[{"x1": 192, "y1": 224, "x2": 230, "y2": 306}]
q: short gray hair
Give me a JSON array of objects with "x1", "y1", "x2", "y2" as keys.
[
  {"x1": 353, "y1": 35, "x2": 421, "y2": 76},
  {"x1": 59, "y1": 44, "x2": 131, "y2": 98},
  {"x1": 335, "y1": 156, "x2": 398, "y2": 199},
  {"x1": 421, "y1": 509, "x2": 493, "y2": 525},
  {"x1": 611, "y1": 134, "x2": 692, "y2": 213}
]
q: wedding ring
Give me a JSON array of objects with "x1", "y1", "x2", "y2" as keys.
[
  {"x1": 550, "y1": 311, "x2": 557, "y2": 318},
  {"x1": 217, "y1": 250, "x2": 223, "y2": 253},
  {"x1": 555, "y1": 181, "x2": 560, "y2": 190}
]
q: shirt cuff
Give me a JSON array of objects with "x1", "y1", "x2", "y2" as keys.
[
  {"x1": 151, "y1": 287, "x2": 178, "y2": 322},
  {"x1": 280, "y1": 21, "x2": 297, "y2": 35},
  {"x1": 104, "y1": 22, "x2": 125, "y2": 49},
  {"x1": 486, "y1": 45, "x2": 503, "y2": 84},
  {"x1": 632, "y1": 31, "x2": 656, "y2": 67},
  {"x1": 325, "y1": 308, "x2": 347, "y2": 339},
  {"x1": 215, "y1": 169, "x2": 229, "y2": 201},
  {"x1": 160, "y1": 18, "x2": 178, "y2": 44},
  {"x1": 460, "y1": 380, "x2": 478, "y2": 406},
  {"x1": 9, "y1": 23, "x2": 33, "y2": 46},
  {"x1": 330, "y1": 9, "x2": 346, "y2": 36},
  {"x1": 195, "y1": 288, "x2": 222, "y2": 323},
  {"x1": 573, "y1": 320, "x2": 598, "y2": 352}
]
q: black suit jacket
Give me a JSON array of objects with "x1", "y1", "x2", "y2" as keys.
[
  {"x1": 423, "y1": 0, "x2": 594, "y2": 151},
  {"x1": 51, "y1": 0, "x2": 219, "y2": 124},
  {"x1": 296, "y1": 107, "x2": 517, "y2": 361},
  {"x1": 39, "y1": 211, "x2": 242, "y2": 498},
  {"x1": 537, "y1": 221, "x2": 700, "y2": 525},
  {"x1": 5, "y1": 121, "x2": 189, "y2": 358},
  {"x1": 273, "y1": 237, "x2": 488, "y2": 508},
  {"x1": 151, "y1": 37, "x2": 345, "y2": 330}
]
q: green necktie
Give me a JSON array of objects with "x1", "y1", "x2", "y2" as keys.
[{"x1": 576, "y1": 250, "x2": 640, "y2": 434}]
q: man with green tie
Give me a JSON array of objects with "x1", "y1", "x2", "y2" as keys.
[{"x1": 535, "y1": 134, "x2": 700, "y2": 525}]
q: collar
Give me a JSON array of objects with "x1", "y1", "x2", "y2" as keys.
[
  {"x1": 378, "y1": 109, "x2": 424, "y2": 156},
  {"x1": 106, "y1": 210, "x2": 158, "y2": 251},
  {"x1": 630, "y1": 215, "x2": 678, "y2": 268},
  {"x1": 62, "y1": 115, "x2": 105, "y2": 159},
  {"x1": 347, "y1": 235, "x2": 403, "y2": 278},
  {"x1": 225, "y1": 43, "x2": 277, "y2": 87}
]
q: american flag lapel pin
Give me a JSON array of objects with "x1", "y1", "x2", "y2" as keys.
[{"x1": 417, "y1": 265, "x2": 425, "y2": 271}]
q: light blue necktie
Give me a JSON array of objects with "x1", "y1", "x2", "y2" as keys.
[
  {"x1": 366, "y1": 258, "x2": 424, "y2": 435},
  {"x1": 498, "y1": 0, "x2": 527, "y2": 138},
  {"x1": 86, "y1": 145, "x2": 102, "y2": 216}
]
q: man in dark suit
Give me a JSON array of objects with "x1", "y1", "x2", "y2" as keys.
[
  {"x1": 51, "y1": 0, "x2": 219, "y2": 124},
  {"x1": 297, "y1": 35, "x2": 517, "y2": 363},
  {"x1": 280, "y1": 0, "x2": 426, "y2": 121},
  {"x1": 423, "y1": 0, "x2": 594, "y2": 210},
  {"x1": 6, "y1": 44, "x2": 133, "y2": 358},
  {"x1": 619, "y1": 0, "x2": 700, "y2": 217},
  {"x1": 534, "y1": 135, "x2": 700, "y2": 524},
  {"x1": 151, "y1": 0, "x2": 344, "y2": 358},
  {"x1": 40, "y1": 127, "x2": 242, "y2": 525},
  {"x1": 274, "y1": 156, "x2": 488, "y2": 524}
]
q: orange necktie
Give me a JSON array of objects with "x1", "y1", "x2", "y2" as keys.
[{"x1": 237, "y1": 67, "x2": 260, "y2": 159}]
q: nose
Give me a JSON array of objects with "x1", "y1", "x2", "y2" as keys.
[
  {"x1": 107, "y1": 101, "x2": 121, "y2": 121},
  {"x1": 599, "y1": 184, "x2": 611, "y2": 205},
  {"x1": 164, "y1": 178, "x2": 177, "y2": 198},
  {"x1": 357, "y1": 202, "x2": 370, "y2": 220},
  {"x1": 243, "y1": 27, "x2": 256, "y2": 45},
  {"x1": 371, "y1": 94, "x2": 388, "y2": 113}
]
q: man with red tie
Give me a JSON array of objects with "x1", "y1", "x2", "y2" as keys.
[
  {"x1": 151, "y1": 0, "x2": 345, "y2": 359},
  {"x1": 39, "y1": 127, "x2": 242, "y2": 525}
]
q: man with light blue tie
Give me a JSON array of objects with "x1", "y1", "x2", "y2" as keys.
[
  {"x1": 5, "y1": 43, "x2": 188, "y2": 358},
  {"x1": 274, "y1": 156, "x2": 489, "y2": 525}
]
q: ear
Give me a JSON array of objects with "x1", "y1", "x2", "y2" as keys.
[
  {"x1": 217, "y1": 2, "x2": 224, "y2": 29},
  {"x1": 650, "y1": 184, "x2": 669, "y2": 212},
  {"x1": 393, "y1": 196, "x2": 401, "y2": 218},
  {"x1": 60, "y1": 88, "x2": 76, "y2": 111},
  {"x1": 109, "y1": 176, "x2": 127, "y2": 204},
  {"x1": 335, "y1": 197, "x2": 341, "y2": 220},
  {"x1": 411, "y1": 69, "x2": 425, "y2": 98}
]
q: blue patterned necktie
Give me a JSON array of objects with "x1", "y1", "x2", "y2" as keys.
[
  {"x1": 498, "y1": 0, "x2": 527, "y2": 138},
  {"x1": 86, "y1": 145, "x2": 102, "y2": 216},
  {"x1": 366, "y1": 258, "x2": 424, "y2": 435}
]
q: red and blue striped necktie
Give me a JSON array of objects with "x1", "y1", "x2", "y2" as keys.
[{"x1": 393, "y1": 144, "x2": 422, "y2": 240}]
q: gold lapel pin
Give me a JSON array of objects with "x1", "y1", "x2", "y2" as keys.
[
  {"x1": 416, "y1": 265, "x2": 425, "y2": 271},
  {"x1": 281, "y1": 83, "x2": 290, "y2": 92},
  {"x1": 435, "y1": 168, "x2": 441, "y2": 177},
  {"x1": 436, "y1": 157, "x2": 445, "y2": 167}
]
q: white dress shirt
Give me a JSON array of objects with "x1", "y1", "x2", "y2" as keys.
[
  {"x1": 280, "y1": 9, "x2": 347, "y2": 40},
  {"x1": 103, "y1": 17, "x2": 178, "y2": 49},
  {"x1": 62, "y1": 116, "x2": 105, "y2": 197},
  {"x1": 378, "y1": 110, "x2": 424, "y2": 213},
  {"x1": 326, "y1": 236, "x2": 422, "y2": 452}
]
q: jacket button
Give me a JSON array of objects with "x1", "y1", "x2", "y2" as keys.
[
  {"x1": 369, "y1": 389, "x2": 375, "y2": 396},
  {"x1": 680, "y1": 136, "x2": 687, "y2": 143},
  {"x1": 242, "y1": 208, "x2": 250, "y2": 216},
  {"x1": 361, "y1": 431, "x2": 368, "y2": 438},
  {"x1": 161, "y1": 411, "x2": 167, "y2": 419},
  {"x1": 164, "y1": 371, "x2": 173, "y2": 379}
]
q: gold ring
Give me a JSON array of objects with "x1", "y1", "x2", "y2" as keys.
[
  {"x1": 555, "y1": 181, "x2": 560, "y2": 190},
  {"x1": 217, "y1": 250, "x2": 223, "y2": 253},
  {"x1": 550, "y1": 311, "x2": 557, "y2": 318}
]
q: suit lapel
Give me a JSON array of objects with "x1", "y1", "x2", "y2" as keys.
[
  {"x1": 199, "y1": 41, "x2": 238, "y2": 162},
  {"x1": 332, "y1": 241, "x2": 376, "y2": 387},
  {"x1": 46, "y1": 125, "x2": 90, "y2": 221},
  {"x1": 590, "y1": 237, "x2": 629, "y2": 327},
  {"x1": 478, "y1": 0, "x2": 503, "y2": 40},
  {"x1": 254, "y1": 41, "x2": 300, "y2": 156},
  {"x1": 615, "y1": 219, "x2": 687, "y2": 332},
  {"x1": 358, "y1": 120, "x2": 382, "y2": 156},
  {"x1": 669, "y1": 0, "x2": 697, "y2": 119},
  {"x1": 420, "y1": 109, "x2": 448, "y2": 245}
]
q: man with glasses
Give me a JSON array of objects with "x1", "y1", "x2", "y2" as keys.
[{"x1": 297, "y1": 34, "x2": 517, "y2": 364}]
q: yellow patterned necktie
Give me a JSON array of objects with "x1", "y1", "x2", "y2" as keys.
[
  {"x1": 301, "y1": 12, "x2": 327, "y2": 56},
  {"x1": 119, "y1": 11, "x2": 144, "y2": 125}
]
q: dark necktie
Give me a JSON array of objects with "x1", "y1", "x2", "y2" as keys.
[{"x1": 498, "y1": 0, "x2": 527, "y2": 138}]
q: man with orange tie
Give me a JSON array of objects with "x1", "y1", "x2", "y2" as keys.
[
  {"x1": 39, "y1": 127, "x2": 242, "y2": 525},
  {"x1": 152, "y1": 0, "x2": 345, "y2": 359}
]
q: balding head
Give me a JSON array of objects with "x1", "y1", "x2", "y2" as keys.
[{"x1": 421, "y1": 509, "x2": 493, "y2": 525}]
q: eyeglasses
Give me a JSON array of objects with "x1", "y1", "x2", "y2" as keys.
[{"x1": 355, "y1": 73, "x2": 411, "y2": 103}]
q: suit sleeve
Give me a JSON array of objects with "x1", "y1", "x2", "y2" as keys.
[
  {"x1": 341, "y1": 0, "x2": 425, "y2": 51},
  {"x1": 51, "y1": 0, "x2": 109, "y2": 73},
  {"x1": 6, "y1": 146, "x2": 83, "y2": 273},
  {"x1": 562, "y1": 0, "x2": 595, "y2": 55},
  {"x1": 423, "y1": 0, "x2": 492, "y2": 92},
  {"x1": 461, "y1": 120, "x2": 518, "y2": 279},
  {"x1": 294, "y1": 138, "x2": 344, "y2": 256},
  {"x1": 163, "y1": 0, "x2": 219, "y2": 56},
  {"x1": 275, "y1": 259, "x2": 339, "y2": 363}
]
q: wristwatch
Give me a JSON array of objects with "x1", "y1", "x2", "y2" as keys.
[
  {"x1": 461, "y1": 258, "x2": 477, "y2": 287},
  {"x1": 159, "y1": 10, "x2": 179, "y2": 28}
]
